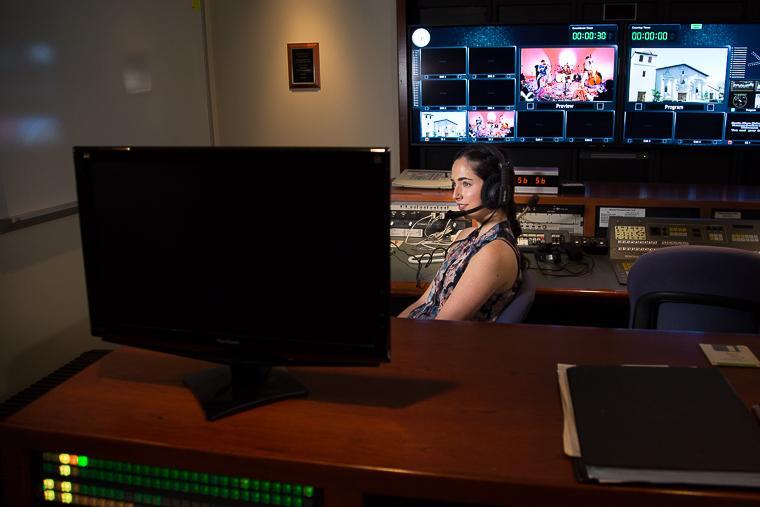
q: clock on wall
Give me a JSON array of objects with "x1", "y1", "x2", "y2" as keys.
[{"x1": 411, "y1": 28, "x2": 431, "y2": 48}]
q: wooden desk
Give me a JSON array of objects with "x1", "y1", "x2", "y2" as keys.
[{"x1": 3, "y1": 321, "x2": 760, "y2": 506}]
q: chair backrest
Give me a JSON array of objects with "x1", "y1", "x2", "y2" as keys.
[
  {"x1": 627, "y1": 245, "x2": 760, "y2": 333},
  {"x1": 496, "y1": 269, "x2": 536, "y2": 323}
]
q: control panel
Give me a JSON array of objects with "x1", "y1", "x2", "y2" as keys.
[
  {"x1": 390, "y1": 201, "x2": 469, "y2": 239},
  {"x1": 608, "y1": 216, "x2": 760, "y2": 283},
  {"x1": 517, "y1": 203, "x2": 584, "y2": 251}
]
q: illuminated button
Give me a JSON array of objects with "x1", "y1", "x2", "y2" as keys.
[
  {"x1": 59, "y1": 465, "x2": 71, "y2": 476},
  {"x1": 61, "y1": 481, "x2": 72, "y2": 492},
  {"x1": 240, "y1": 478, "x2": 250, "y2": 489},
  {"x1": 293, "y1": 485, "x2": 302, "y2": 496},
  {"x1": 303, "y1": 486, "x2": 314, "y2": 498},
  {"x1": 59, "y1": 454, "x2": 71, "y2": 465},
  {"x1": 43, "y1": 479, "x2": 55, "y2": 490},
  {"x1": 69, "y1": 455, "x2": 79, "y2": 466},
  {"x1": 253, "y1": 492, "x2": 261, "y2": 503},
  {"x1": 44, "y1": 490, "x2": 56, "y2": 501},
  {"x1": 61, "y1": 492, "x2": 73, "y2": 504}
]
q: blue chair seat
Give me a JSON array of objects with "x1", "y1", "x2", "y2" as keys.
[
  {"x1": 496, "y1": 269, "x2": 536, "y2": 324},
  {"x1": 627, "y1": 245, "x2": 760, "y2": 333}
]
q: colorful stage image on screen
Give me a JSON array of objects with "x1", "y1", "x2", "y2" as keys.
[
  {"x1": 420, "y1": 111, "x2": 467, "y2": 140},
  {"x1": 627, "y1": 47, "x2": 728, "y2": 103},
  {"x1": 520, "y1": 47, "x2": 615, "y2": 102},
  {"x1": 468, "y1": 110, "x2": 514, "y2": 139}
]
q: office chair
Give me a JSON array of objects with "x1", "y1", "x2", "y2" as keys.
[
  {"x1": 496, "y1": 270, "x2": 536, "y2": 323},
  {"x1": 627, "y1": 245, "x2": 760, "y2": 333}
]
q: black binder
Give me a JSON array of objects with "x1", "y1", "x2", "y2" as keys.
[{"x1": 567, "y1": 366, "x2": 760, "y2": 487}]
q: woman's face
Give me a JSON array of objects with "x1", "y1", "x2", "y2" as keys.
[{"x1": 451, "y1": 157, "x2": 486, "y2": 218}]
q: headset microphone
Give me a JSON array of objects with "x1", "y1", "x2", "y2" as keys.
[
  {"x1": 444, "y1": 205, "x2": 485, "y2": 220},
  {"x1": 516, "y1": 194, "x2": 540, "y2": 220}
]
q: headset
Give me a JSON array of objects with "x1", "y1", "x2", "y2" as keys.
[{"x1": 445, "y1": 145, "x2": 513, "y2": 220}]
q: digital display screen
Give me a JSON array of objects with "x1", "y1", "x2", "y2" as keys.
[
  {"x1": 623, "y1": 23, "x2": 760, "y2": 146},
  {"x1": 409, "y1": 23, "x2": 618, "y2": 145}
]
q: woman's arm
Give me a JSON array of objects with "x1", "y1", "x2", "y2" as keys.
[
  {"x1": 397, "y1": 282, "x2": 433, "y2": 318},
  {"x1": 434, "y1": 241, "x2": 518, "y2": 321}
]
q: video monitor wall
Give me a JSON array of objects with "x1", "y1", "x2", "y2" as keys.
[
  {"x1": 409, "y1": 24, "x2": 619, "y2": 144},
  {"x1": 623, "y1": 23, "x2": 760, "y2": 146}
]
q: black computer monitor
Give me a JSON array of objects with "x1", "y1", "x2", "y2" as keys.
[{"x1": 74, "y1": 146, "x2": 391, "y2": 420}]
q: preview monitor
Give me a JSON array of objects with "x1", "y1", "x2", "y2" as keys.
[
  {"x1": 623, "y1": 23, "x2": 760, "y2": 146},
  {"x1": 409, "y1": 23, "x2": 619, "y2": 145},
  {"x1": 74, "y1": 146, "x2": 391, "y2": 420}
]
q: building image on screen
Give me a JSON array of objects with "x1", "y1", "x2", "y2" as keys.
[
  {"x1": 421, "y1": 111, "x2": 467, "y2": 140},
  {"x1": 627, "y1": 47, "x2": 727, "y2": 103},
  {"x1": 468, "y1": 110, "x2": 514, "y2": 139},
  {"x1": 622, "y1": 23, "x2": 760, "y2": 146},
  {"x1": 520, "y1": 47, "x2": 615, "y2": 102}
]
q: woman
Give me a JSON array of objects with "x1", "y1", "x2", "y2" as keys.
[{"x1": 398, "y1": 144, "x2": 523, "y2": 321}]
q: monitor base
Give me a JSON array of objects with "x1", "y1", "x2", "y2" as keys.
[{"x1": 183, "y1": 364, "x2": 308, "y2": 421}]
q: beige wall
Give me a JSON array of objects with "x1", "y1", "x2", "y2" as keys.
[
  {"x1": 0, "y1": 215, "x2": 103, "y2": 400},
  {"x1": 206, "y1": 0, "x2": 400, "y2": 175},
  {"x1": 0, "y1": 0, "x2": 400, "y2": 401}
]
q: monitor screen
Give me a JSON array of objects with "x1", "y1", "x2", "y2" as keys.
[
  {"x1": 409, "y1": 23, "x2": 619, "y2": 145},
  {"x1": 75, "y1": 146, "x2": 391, "y2": 419},
  {"x1": 623, "y1": 23, "x2": 760, "y2": 146}
]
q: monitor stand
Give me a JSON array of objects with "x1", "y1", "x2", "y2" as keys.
[{"x1": 183, "y1": 364, "x2": 308, "y2": 421}]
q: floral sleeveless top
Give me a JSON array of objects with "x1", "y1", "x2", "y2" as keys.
[{"x1": 409, "y1": 221, "x2": 522, "y2": 321}]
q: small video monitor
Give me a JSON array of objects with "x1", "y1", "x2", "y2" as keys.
[
  {"x1": 469, "y1": 47, "x2": 516, "y2": 75},
  {"x1": 468, "y1": 110, "x2": 514, "y2": 139},
  {"x1": 421, "y1": 48, "x2": 467, "y2": 76},
  {"x1": 726, "y1": 113, "x2": 760, "y2": 143},
  {"x1": 420, "y1": 111, "x2": 468, "y2": 139},
  {"x1": 516, "y1": 111, "x2": 564, "y2": 138},
  {"x1": 468, "y1": 79, "x2": 515, "y2": 106},
  {"x1": 566, "y1": 111, "x2": 615, "y2": 138},
  {"x1": 421, "y1": 80, "x2": 467, "y2": 106},
  {"x1": 675, "y1": 113, "x2": 725, "y2": 141},
  {"x1": 624, "y1": 111, "x2": 674, "y2": 139}
]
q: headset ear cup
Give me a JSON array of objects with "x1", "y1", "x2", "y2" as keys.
[{"x1": 481, "y1": 172, "x2": 501, "y2": 209}]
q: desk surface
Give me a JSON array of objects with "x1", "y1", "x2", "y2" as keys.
[
  {"x1": 391, "y1": 246, "x2": 625, "y2": 298},
  {"x1": 3, "y1": 321, "x2": 760, "y2": 506}
]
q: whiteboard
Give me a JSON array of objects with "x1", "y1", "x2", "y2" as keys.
[{"x1": 0, "y1": 0, "x2": 212, "y2": 221}]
